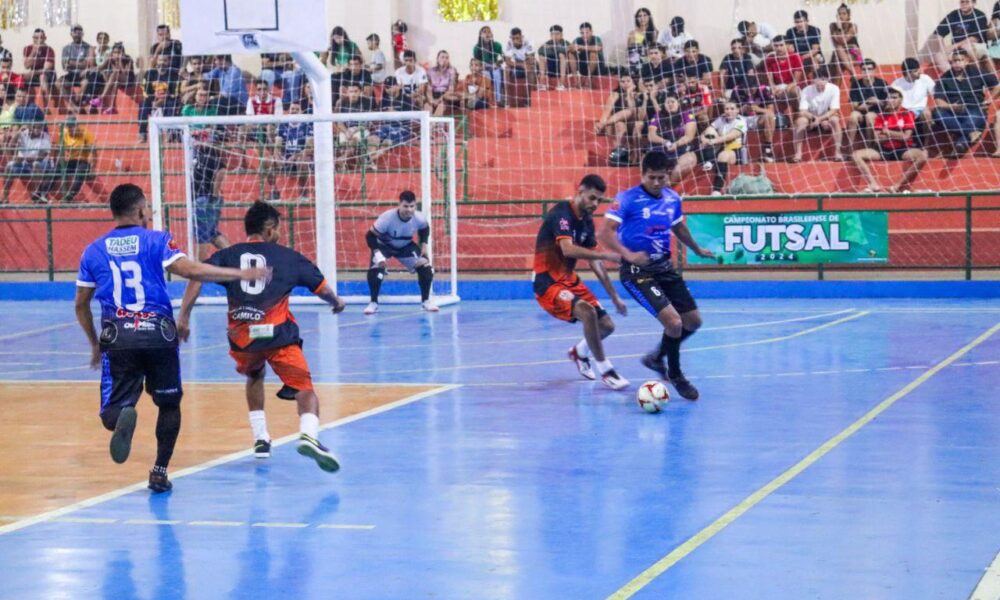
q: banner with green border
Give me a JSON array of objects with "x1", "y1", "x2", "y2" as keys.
[{"x1": 685, "y1": 211, "x2": 889, "y2": 265}]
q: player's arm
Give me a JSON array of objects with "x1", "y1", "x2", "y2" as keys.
[
  {"x1": 557, "y1": 237, "x2": 618, "y2": 262},
  {"x1": 366, "y1": 227, "x2": 388, "y2": 264},
  {"x1": 671, "y1": 219, "x2": 715, "y2": 258},
  {"x1": 166, "y1": 256, "x2": 269, "y2": 282},
  {"x1": 175, "y1": 280, "x2": 202, "y2": 343},
  {"x1": 597, "y1": 218, "x2": 650, "y2": 265},
  {"x1": 314, "y1": 281, "x2": 346, "y2": 314},
  {"x1": 418, "y1": 225, "x2": 430, "y2": 257},
  {"x1": 588, "y1": 258, "x2": 627, "y2": 316},
  {"x1": 74, "y1": 285, "x2": 101, "y2": 369}
]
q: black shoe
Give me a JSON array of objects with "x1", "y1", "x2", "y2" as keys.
[
  {"x1": 110, "y1": 406, "x2": 137, "y2": 464},
  {"x1": 641, "y1": 352, "x2": 668, "y2": 379},
  {"x1": 668, "y1": 372, "x2": 700, "y2": 401},
  {"x1": 253, "y1": 439, "x2": 271, "y2": 459},
  {"x1": 276, "y1": 384, "x2": 299, "y2": 400},
  {"x1": 148, "y1": 469, "x2": 173, "y2": 493}
]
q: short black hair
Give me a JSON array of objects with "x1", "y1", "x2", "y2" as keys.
[
  {"x1": 109, "y1": 184, "x2": 145, "y2": 217},
  {"x1": 641, "y1": 151, "x2": 670, "y2": 173},
  {"x1": 814, "y1": 65, "x2": 832, "y2": 80},
  {"x1": 862, "y1": 58, "x2": 877, "y2": 69},
  {"x1": 348, "y1": 54, "x2": 362, "y2": 63},
  {"x1": 383, "y1": 75, "x2": 398, "y2": 86},
  {"x1": 366, "y1": 33, "x2": 380, "y2": 44},
  {"x1": 683, "y1": 39, "x2": 699, "y2": 50},
  {"x1": 887, "y1": 87, "x2": 904, "y2": 98},
  {"x1": 511, "y1": 27, "x2": 522, "y2": 36},
  {"x1": 771, "y1": 34, "x2": 785, "y2": 44},
  {"x1": 399, "y1": 190, "x2": 417, "y2": 203},
  {"x1": 402, "y1": 49, "x2": 416, "y2": 60},
  {"x1": 156, "y1": 24, "x2": 169, "y2": 31},
  {"x1": 579, "y1": 174, "x2": 607, "y2": 193},
  {"x1": 580, "y1": 22, "x2": 592, "y2": 31},
  {"x1": 737, "y1": 20, "x2": 752, "y2": 36},
  {"x1": 794, "y1": 10, "x2": 809, "y2": 20},
  {"x1": 244, "y1": 201, "x2": 281, "y2": 235},
  {"x1": 550, "y1": 24, "x2": 563, "y2": 33},
  {"x1": 902, "y1": 57, "x2": 920, "y2": 71}
]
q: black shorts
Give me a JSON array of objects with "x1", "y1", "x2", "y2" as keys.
[
  {"x1": 99, "y1": 346, "x2": 182, "y2": 424},
  {"x1": 619, "y1": 262, "x2": 698, "y2": 316},
  {"x1": 373, "y1": 241, "x2": 424, "y2": 273},
  {"x1": 880, "y1": 147, "x2": 910, "y2": 161}
]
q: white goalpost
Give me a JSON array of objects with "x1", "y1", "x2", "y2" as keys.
[{"x1": 148, "y1": 111, "x2": 460, "y2": 307}]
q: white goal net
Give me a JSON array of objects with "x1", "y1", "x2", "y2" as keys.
[{"x1": 148, "y1": 111, "x2": 459, "y2": 305}]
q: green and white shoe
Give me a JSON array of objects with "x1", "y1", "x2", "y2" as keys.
[{"x1": 297, "y1": 434, "x2": 340, "y2": 473}]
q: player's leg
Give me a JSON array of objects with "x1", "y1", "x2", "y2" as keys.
[
  {"x1": 830, "y1": 116, "x2": 845, "y2": 160},
  {"x1": 398, "y1": 245, "x2": 438, "y2": 311},
  {"x1": 619, "y1": 267, "x2": 679, "y2": 378},
  {"x1": 851, "y1": 148, "x2": 882, "y2": 191},
  {"x1": 792, "y1": 114, "x2": 811, "y2": 161},
  {"x1": 365, "y1": 247, "x2": 388, "y2": 314},
  {"x1": 656, "y1": 271, "x2": 702, "y2": 399},
  {"x1": 99, "y1": 349, "x2": 144, "y2": 464},
  {"x1": 229, "y1": 349, "x2": 272, "y2": 457},
  {"x1": 268, "y1": 345, "x2": 339, "y2": 472},
  {"x1": 144, "y1": 347, "x2": 184, "y2": 492},
  {"x1": 713, "y1": 149, "x2": 736, "y2": 194},
  {"x1": 571, "y1": 296, "x2": 627, "y2": 390},
  {"x1": 894, "y1": 148, "x2": 928, "y2": 192}
]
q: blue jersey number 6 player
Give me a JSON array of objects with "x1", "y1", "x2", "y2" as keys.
[{"x1": 597, "y1": 151, "x2": 715, "y2": 400}]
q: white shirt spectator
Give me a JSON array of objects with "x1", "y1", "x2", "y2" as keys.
[
  {"x1": 799, "y1": 82, "x2": 841, "y2": 115},
  {"x1": 369, "y1": 48, "x2": 387, "y2": 84},
  {"x1": 394, "y1": 65, "x2": 428, "y2": 93},
  {"x1": 657, "y1": 30, "x2": 694, "y2": 60},
  {"x1": 504, "y1": 39, "x2": 535, "y2": 62},
  {"x1": 891, "y1": 74, "x2": 935, "y2": 114},
  {"x1": 17, "y1": 130, "x2": 51, "y2": 160},
  {"x1": 711, "y1": 115, "x2": 748, "y2": 151},
  {"x1": 748, "y1": 22, "x2": 777, "y2": 50}
]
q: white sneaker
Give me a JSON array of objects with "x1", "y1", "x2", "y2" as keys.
[
  {"x1": 568, "y1": 347, "x2": 596, "y2": 380},
  {"x1": 556, "y1": 84, "x2": 567, "y2": 91},
  {"x1": 421, "y1": 300, "x2": 440, "y2": 312},
  {"x1": 363, "y1": 302, "x2": 378, "y2": 315},
  {"x1": 601, "y1": 369, "x2": 630, "y2": 391},
  {"x1": 711, "y1": 190, "x2": 722, "y2": 196}
]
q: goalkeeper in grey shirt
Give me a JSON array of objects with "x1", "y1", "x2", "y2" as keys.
[{"x1": 364, "y1": 190, "x2": 439, "y2": 314}]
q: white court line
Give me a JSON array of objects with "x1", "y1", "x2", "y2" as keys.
[
  {"x1": 335, "y1": 311, "x2": 871, "y2": 377},
  {"x1": 124, "y1": 519, "x2": 181, "y2": 525},
  {"x1": 0, "y1": 384, "x2": 459, "y2": 537},
  {"x1": 0, "y1": 321, "x2": 77, "y2": 342},
  {"x1": 969, "y1": 548, "x2": 1000, "y2": 600},
  {"x1": 189, "y1": 521, "x2": 243, "y2": 527},
  {"x1": 56, "y1": 517, "x2": 117, "y2": 524}
]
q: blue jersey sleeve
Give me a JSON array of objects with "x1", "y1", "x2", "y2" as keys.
[
  {"x1": 76, "y1": 245, "x2": 97, "y2": 288},
  {"x1": 157, "y1": 231, "x2": 185, "y2": 268},
  {"x1": 605, "y1": 191, "x2": 629, "y2": 223},
  {"x1": 668, "y1": 190, "x2": 685, "y2": 225}
]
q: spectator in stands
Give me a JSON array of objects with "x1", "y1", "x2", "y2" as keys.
[
  {"x1": 647, "y1": 93, "x2": 698, "y2": 171},
  {"x1": 639, "y1": 45, "x2": 672, "y2": 91},
  {"x1": 764, "y1": 35, "x2": 805, "y2": 118},
  {"x1": 392, "y1": 20, "x2": 408, "y2": 69},
  {"x1": 138, "y1": 55, "x2": 179, "y2": 142},
  {"x1": 594, "y1": 74, "x2": 637, "y2": 143},
  {"x1": 179, "y1": 56, "x2": 207, "y2": 106},
  {"x1": 246, "y1": 79, "x2": 283, "y2": 201},
  {"x1": 334, "y1": 83, "x2": 375, "y2": 166},
  {"x1": 462, "y1": 59, "x2": 494, "y2": 110},
  {"x1": 266, "y1": 54, "x2": 304, "y2": 108},
  {"x1": 671, "y1": 40, "x2": 713, "y2": 87},
  {"x1": 12, "y1": 86, "x2": 44, "y2": 124},
  {"x1": 829, "y1": 3, "x2": 863, "y2": 78},
  {"x1": 427, "y1": 50, "x2": 460, "y2": 116},
  {"x1": 934, "y1": 50, "x2": 998, "y2": 156},
  {"x1": 0, "y1": 56, "x2": 25, "y2": 104},
  {"x1": 366, "y1": 34, "x2": 388, "y2": 85},
  {"x1": 675, "y1": 70, "x2": 712, "y2": 124},
  {"x1": 793, "y1": 66, "x2": 845, "y2": 162},
  {"x1": 473, "y1": 26, "x2": 504, "y2": 106},
  {"x1": 91, "y1": 32, "x2": 111, "y2": 70},
  {"x1": 891, "y1": 58, "x2": 936, "y2": 134},
  {"x1": 56, "y1": 115, "x2": 105, "y2": 203},
  {"x1": 786, "y1": 10, "x2": 824, "y2": 73},
  {"x1": 395, "y1": 50, "x2": 429, "y2": 108},
  {"x1": 206, "y1": 55, "x2": 248, "y2": 116},
  {"x1": 274, "y1": 101, "x2": 313, "y2": 199},
  {"x1": 634, "y1": 78, "x2": 663, "y2": 142},
  {"x1": 574, "y1": 22, "x2": 606, "y2": 80},
  {"x1": 719, "y1": 38, "x2": 755, "y2": 97},
  {"x1": 538, "y1": 25, "x2": 575, "y2": 91},
  {"x1": 324, "y1": 27, "x2": 361, "y2": 75},
  {"x1": 4, "y1": 120, "x2": 55, "y2": 204},
  {"x1": 22, "y1": 29, "x2": 55, "y2": 113},
  {"x1": 259, "y1": 53, "x2": 281, "y2": 89},
  {"x1": 627, "y1": 8, "x2": 658, "y2": 77},
  {"x1": 97, "y1": 42, "x2": 136, "y2": 114},
  {"x1": 847, "y1": 59, "x2": 889, "y2": 148},
  {"x1": 658, "y1": 16, "x2": 694, "y2": 61},
  {"x1": 370, "y1": 76, "x2": 416, "y2": 164},
  {"x1": 704, "y1": 101, "x2": 749, "y2": 194},
  {"x1": 57, "y1": 25, "x2": 92, "y2": 113},
  {"x1": 0, "y1": 34, "x2": 12, "y2": 62},
  {"x1": 149, "y1": 24, "x2": 183, "y2": 71},
  {"x1": 504, "y1": 27, "x2": 538, "y2": 93},
  {"x1": 931, "y1": 0, "x2": 994, "y2": 73},
  {"x1": 852, "y1": 87, "x2": 927, "y2": 192},
  {"x1": 337, "y1": 55, "x2": 373, "y2": 99},
  {"x1": 732, "y1": 73, "x2": 777, "y2": 162},
  {"x1": 737, "y1": 20, "x2": 777, "y2": 67}
]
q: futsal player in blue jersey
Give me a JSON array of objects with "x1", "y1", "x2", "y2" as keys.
[
  {"x1": 74, "y1": 184, "x2": 268, "y2": 492},
  {"x1": 597, "y1": 152, "x2": 715, "y2": 400}
]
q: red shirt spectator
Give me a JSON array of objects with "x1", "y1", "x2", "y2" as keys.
[
  {"x1": 23, "y1": 38, "x2": 55, "y2": 71},
  {"x1": 874, "y1": 109, "x2": 915, "y2": 150},
  {"x1": 764, "y1": 51, "x2": 804, "y2": 86}
]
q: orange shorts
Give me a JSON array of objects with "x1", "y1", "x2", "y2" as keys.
[
  {"x1": 535, "y1": 277, "x2": 605, "y2": 322},
  {"x1": 229, "y1": 343, "x2": 314, "y2": 391}
]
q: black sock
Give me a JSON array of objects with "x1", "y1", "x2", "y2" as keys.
[
  {"x1": 713, "y1": 162, "x2": 729, "y2": 192},
  {"x1": 665, "y1": 329, "x2": 695, "y2": 377},
  {"x1": 154, "y1": 404, "x2": 181, "y2": 469},
  {"x1": 416, "y1": 265, "x2": 433, "y2": 302},
  {"x1": 367, "y1": 267, "x2": 385, "y2": 303}
]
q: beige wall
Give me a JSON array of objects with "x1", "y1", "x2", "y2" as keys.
[{"x1": 0, "y1": 0, "x2": 968, "y2": 75}]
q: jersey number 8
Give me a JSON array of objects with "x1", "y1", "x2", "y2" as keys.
[{"x1": 240, "y1": 253, "x2": 268, "y2": 295}]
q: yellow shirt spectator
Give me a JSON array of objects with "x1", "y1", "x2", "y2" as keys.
[{"x1": 61, "y1": 125, "x2": 95, "y2": 162}]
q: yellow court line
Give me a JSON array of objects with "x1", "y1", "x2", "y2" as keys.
[
  {"x1": 335, "y1": 311, "x2": 871, "y2": 377},
  {"x1": 607, "y1": 321, "x2": 1000, "y2": 600}
]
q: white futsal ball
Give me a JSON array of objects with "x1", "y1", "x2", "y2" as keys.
[{"x1": 637, "y1": 381, "x2": 669, "y2": 413}]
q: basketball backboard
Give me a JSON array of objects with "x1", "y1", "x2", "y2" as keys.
[{"x1": 179, "y1": 0, "x2": 327, "y2": 54}]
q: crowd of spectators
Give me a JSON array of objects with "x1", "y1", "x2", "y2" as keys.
[{"x1": 5, "y1": 1, "x2": 1000, "y2": 202}]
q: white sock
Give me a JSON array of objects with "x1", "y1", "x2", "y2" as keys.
[
  {"x1": 575, "y1": 339, "x2": 591, "y2": 358},
  {"x1": 300, "y1": 412, "x2": 320, "y2": 440},
  {"x1": 595, "y1": 359, "x2": 614, "y2": 375},
  {"x1": 249, "y1": 410, "x2": 269, "y2": 442}
]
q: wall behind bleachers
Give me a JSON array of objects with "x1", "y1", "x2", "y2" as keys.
[{"x1": 0, "y1": 0, "x2": 965, "y2": 74}]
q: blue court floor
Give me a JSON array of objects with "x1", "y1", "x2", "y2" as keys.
[{"x1": 0, "y1": 298, "x2": 999, "y2": 599}]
